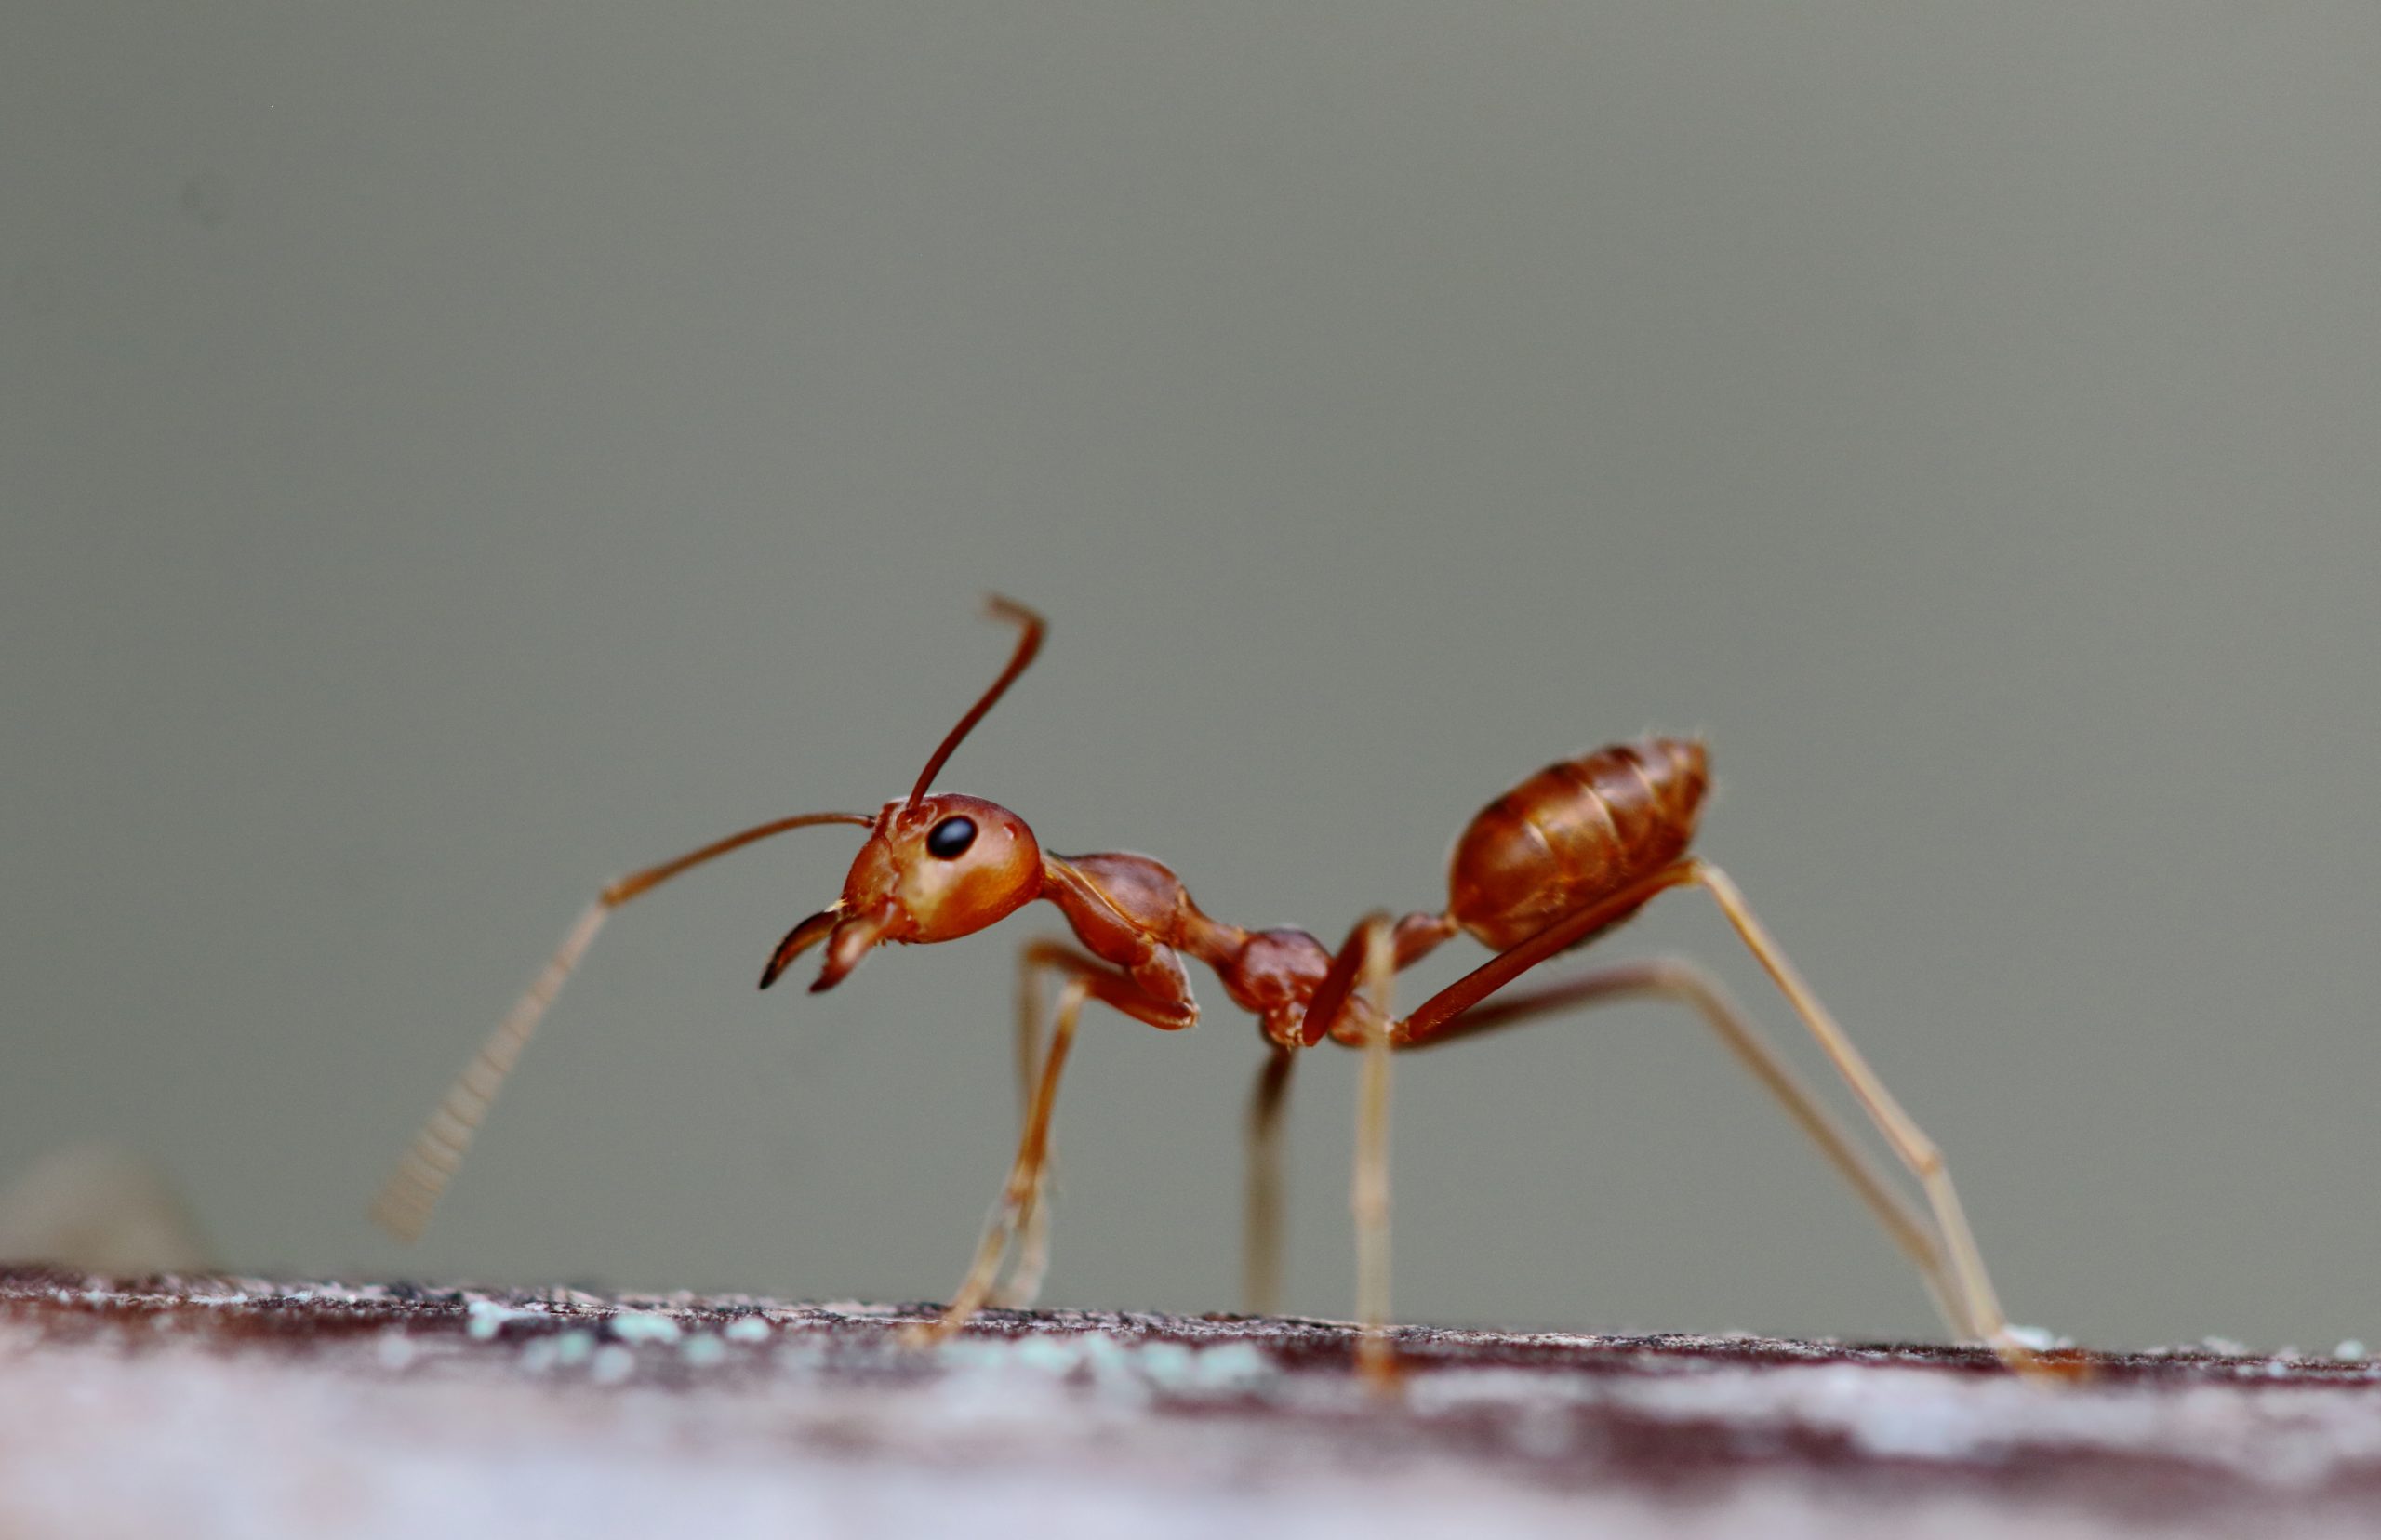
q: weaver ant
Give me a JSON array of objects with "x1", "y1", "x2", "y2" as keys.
[{"x1": 376, "y1": 596, "x2": 2039, "y2": 1377}]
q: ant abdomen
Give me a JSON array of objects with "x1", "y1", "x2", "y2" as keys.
[{"x1": 1447, "y1": 737, "x2": 1709, "y2": 951}]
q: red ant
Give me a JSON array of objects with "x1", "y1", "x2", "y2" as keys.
[{"x1": 375, "y1": 596, "x2": 2040, "y2": 1377}]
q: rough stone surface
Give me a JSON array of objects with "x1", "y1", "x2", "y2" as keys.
[{"x1": 6, "y1": 1269, "x2": 2381, "y2": 1537}]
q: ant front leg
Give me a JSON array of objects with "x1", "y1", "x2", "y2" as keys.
[
  {"x1": 899, "y1": 976, "x2": 1089, "y2": 1348},
  {"x1": 901, "y1": 950, "x2": 1191, "y2": 1348},
  {"x1": 987, "y1": 939, "x2": 1097, "y2": 1309}
]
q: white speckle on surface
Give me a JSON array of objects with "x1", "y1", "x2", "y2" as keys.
[
  {"x1": 2201, "y1": 1337, "x2": 2250, "y2": 1357},
  {"x1": 924, "y1": 1329, "x2": 1280, "y2": 1406},
  {"x1": 723, "y1": 1318, "x2": 770, "y2": 1344},
  {"x1": 607, "y1": 1312, "x2": 682, "y2": 1345},
  {"x1": 1182, "y1": 1342, "x2": 1273, "y2": 1395},
  {"x1": 1076, "y1": 1333, "x2": 1152, "y2": 1406},
  {"x1": 1004, "y1": 1335, "x2": 1090, "y2": 1376},
  {"x1": 589, "y1": 1345, "x2": 635, "y2": 1385},
  {"x1": 2335, "y1": 1341, "x2": 2367, "y2": 1361},
  {"x1": 1136, "y1": 1341, "x2": 1194, "y2": 1385},
  {"x1": 27, "y1": 1280, "x2": 2381, "y2": 1537},
  {"x1": 2002, "y1": 1324, "x2": 2058, "y2": 1351}
]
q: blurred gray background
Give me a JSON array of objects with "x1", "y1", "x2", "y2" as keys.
[{"x1": 6, "y1": 5, "x2": 2377, "y2": 1353}]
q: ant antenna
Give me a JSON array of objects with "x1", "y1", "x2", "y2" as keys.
[
  {"x1": 904, "y1": 595, "x2": 1045, "y2": 810},
  {"x1": 376, "y1": 598, "x2": 1042, "y2": 1244},
  {"x1": 372, "y1": 809, "x2": 873, "y2": 1242}
]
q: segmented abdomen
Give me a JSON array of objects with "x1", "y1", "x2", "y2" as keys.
[{"x1": 1447, "y1": 737, "x2": 1709, "y2": 951}]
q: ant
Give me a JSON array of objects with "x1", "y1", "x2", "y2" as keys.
[{"x1": 375, "y1": 596, "x2": 2041, "y2": 1378}]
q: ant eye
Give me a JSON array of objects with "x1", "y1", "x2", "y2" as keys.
[{"x1": 925, "y1": 816, "x2": 978, "y2": 860}]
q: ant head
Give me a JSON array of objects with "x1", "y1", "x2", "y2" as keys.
[
  {"x1": 760, "y1": 598, "x2": 1049, "y2": 995},
  {"x1": 825, "y1": 792, "x2": 1044, "y2": 965}
]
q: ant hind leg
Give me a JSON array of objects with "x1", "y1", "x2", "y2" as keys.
[
  {"x1": 1403, "y1": 954, "x2": 1973, "y2": 1341},
  {"x1": 1682, "y1": 860, "x2": 2037, "y2": 1367}
]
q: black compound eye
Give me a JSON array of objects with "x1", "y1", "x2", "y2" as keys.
[{"x1": 925, "y1": 816, "x2": 978, "y2": 860}]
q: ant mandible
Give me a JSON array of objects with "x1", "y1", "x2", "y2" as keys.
[{"x1": 375, "y1": 596, "x2": 2040, "y2": 1378}]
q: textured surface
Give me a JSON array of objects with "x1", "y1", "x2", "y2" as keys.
[{"x1": 7, "y1": 1271, "x2": 2381, "y2": 1538}]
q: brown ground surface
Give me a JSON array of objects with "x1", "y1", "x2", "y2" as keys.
[{"x1": 6, "y1": 1269, "x2": 2381, "y2": 1537}]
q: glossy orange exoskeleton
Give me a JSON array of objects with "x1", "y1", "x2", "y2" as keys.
[{"x1": 376, "y1": 598, "x2": 2038, "y2": 1376}]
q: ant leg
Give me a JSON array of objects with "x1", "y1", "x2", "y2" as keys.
[
  {"x1": 1236, "y1": 910, "x2": 1449, "y2": 1321},
  {"x1": 992, "y1": 936, "x2": 1193, "y2": 1307},
  {"x1": 1313, "y1": 915, "x2": 1403, "y2": 1386},
  {"x1": 1353, "y1": 919, "x2": 1399, "y2": 1386},
  {"x1": 1405, "y1": 957, "x2": 1969, "y2": 1341},
  {"x1": 1680, "y1": 860, "x2": 2033, "y2": 1364},
  {"x1": 903, "y1": 957, "x2": 1181, "y2": 1346},
  {"x1": 903, "y1": 976, "x2": 1089, "y2": 1347},
  {"x1": 1397, "y1": 861, "x2": 2039, "y2": 1368},
  {"x1": 989, "y1": 941, "x2": 1066, "y2": 1308},
  {"x1": 1243, "y1": 1046, "x2": 1297, "y2": 1316}
]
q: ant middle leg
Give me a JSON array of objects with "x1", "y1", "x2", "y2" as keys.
[
  {"x1": 1241, "y1": 911, "x2": 1457, "y2": 1323},
  {"x1": 1310, "y1": 914, "x2": 1405, "y2": 1385},
  {"x1": 1352, "y1": 920, "x2": 1399, "y2": 1384},
  {"x1": 1243, "y1": 1046, "x2": 1297, "y2": 1317}
]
